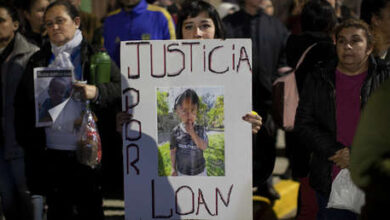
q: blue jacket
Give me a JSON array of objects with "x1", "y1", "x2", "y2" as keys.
[{"x1": 103, "y1": 0, "x2": 176, "y2": 66}]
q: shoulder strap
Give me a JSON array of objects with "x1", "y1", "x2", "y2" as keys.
[{"x1": 295, "y1": 43, "x2": 317, "y2": 70}]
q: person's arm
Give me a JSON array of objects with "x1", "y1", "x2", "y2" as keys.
[
  {"x1": 186, "y1": 124, "x2": 207, "y2": 150},
  {"x1": 170, "y1": 130, "x2": 178, "y2": 176},
  {"x1": 329, "y1": 147, "x2": 350, "y2": 169},
  {"x1": 351, "y1": 81, "x2": 390, "y2": 187},
  {"x1": 116, "y1": 112, "x2": 133, "y2": 135},
  {"x1": 295, "y1": 74, "x2": 343, "y2": 158},
  {"x1": 170, "y1": 148, "x2": 177, "y2": 176},
  {"x1": 242, "y1": 111, "x2": 262, "y2": 134},
  {"x1": 14, "y1": 52, "x2": 47, "y2": 150},
  {"x1": 73, "y1": 83, "x2": 98, "y2": 100},
  {"x1": 75, "y1": 57, "x2": 120, "y2": 110},
  {"x1": 160, "y1": 8, "x2": 176, "y2": 40}
]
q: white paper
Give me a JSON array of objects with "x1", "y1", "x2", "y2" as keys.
[
  {"x1": 48, "y1": 97, "x2": 71, "y2": 123},
  {"x1": 33, "y1": 68, "x2": 73, "y2": 127},
  {"x1": 121, "y1": 39, "x2": 253, "y2": 220}
]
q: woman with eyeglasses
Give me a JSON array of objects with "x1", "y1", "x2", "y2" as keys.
[{"x1": 14, "y1": 1, "x2": 121, "y2": 219}]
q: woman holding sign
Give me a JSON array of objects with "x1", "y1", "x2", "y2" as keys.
[
  {"x1": 14, "y1": 1, "x2": 121, "y2": 219},
  {"x1": 116, "y1": 0, "x2": 262, "y2": 163},
  {"x1": 175, "y1": 0, "x2": 268, "y2": 183},
  {"x1": 117, "y1": 0, "x2": 262, "y2": 134}
]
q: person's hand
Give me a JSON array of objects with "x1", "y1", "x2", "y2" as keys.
[
  {"x1": 242, "y1": 111, "x2": 262, "y2": 134},
  {"x1": 73, "y1": 83, "x2": 98, "y2": 100},
  {"x1": 328, "y1": 147, "x2": 350, "y2": 169},
  {"x1": 116, "y1": 112, "x2": 133, "y2": 134},
  {"x1": 171, "y1": 169, "x2": 178, "y2": 176},
  {"x1": 185, "y1": 121, "x2": 195, "y2": 135}
]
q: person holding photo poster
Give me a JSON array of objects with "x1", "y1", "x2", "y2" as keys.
[
  {"x1": 116, "y1": 0, "x2": 262, "y2": 180},
  {"x1": 177, "y1": 0, "x2": 264, "y2": 180},
  {"x1": 117, "y1": 0, "x2": 262, "y2": 134},
  {"x1": 14, "y1": 1, "x2": 121, "y2": 220},
  {"x1": 116, "y1": 0, "x2": 262, "y2": 157}
]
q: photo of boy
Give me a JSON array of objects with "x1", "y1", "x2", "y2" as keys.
[
  {"x1": 39, "y1": 77, "x2": 70, "y2": 122},
  {"x1": 170, "y1": 89, "x2": 208, "y2": 176}
]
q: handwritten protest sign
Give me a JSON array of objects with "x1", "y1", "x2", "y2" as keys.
[{"x1": 121, "y1": 39, "x2": 252, "y2": 219}]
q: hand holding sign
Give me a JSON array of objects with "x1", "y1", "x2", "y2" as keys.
[
  {"x1": 73, "y1": 82, "x2": 98, "y2": 100},
  {"x1": 242, "y1": 111, "x2": 262, "y2": 134}
]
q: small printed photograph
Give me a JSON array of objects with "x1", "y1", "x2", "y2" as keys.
[
  {"x1": 157, "y1": 86, "x2": 225, "y2": 177},
  {"x1": 34, "y1": 68, "x2": 73, "y2": 127}
]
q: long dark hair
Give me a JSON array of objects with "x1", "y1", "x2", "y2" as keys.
[{"x1": 177, "y1": 0, "x2": 225, "y2": 39}]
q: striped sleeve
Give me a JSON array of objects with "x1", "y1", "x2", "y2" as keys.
[{"x1": 147, "y1": 5, "x2": 176, "y2": 39}]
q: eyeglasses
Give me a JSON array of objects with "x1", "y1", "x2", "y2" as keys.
[{"x1": 44, "y1": 17, "x2": 66, "y2": 29}]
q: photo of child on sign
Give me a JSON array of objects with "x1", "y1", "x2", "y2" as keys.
[{"x1": 157, "y1": 87, "x2": 225, "y2": 177}]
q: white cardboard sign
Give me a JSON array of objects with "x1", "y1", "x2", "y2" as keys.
[{"x1": 121, "y1": 39, "x2": 252, "y2": 219}]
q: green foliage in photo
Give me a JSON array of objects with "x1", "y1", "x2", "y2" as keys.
[
  {"x1": 196, "y1": 97, "x2": 208, "y2": 127},
  {"x1": 157, "y1": 91, "x2": 169, "y2": 117},
  {"x1": 207, "y1": 96, "x2": 224, "y2": 128}
]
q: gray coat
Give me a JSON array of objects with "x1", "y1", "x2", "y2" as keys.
[{"x1": 1, "y1": 32, "x2": 39, "y2": 160}]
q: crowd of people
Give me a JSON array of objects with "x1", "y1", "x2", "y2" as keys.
[{"x1": 0, "y1": 0, "x2": 389, "y2": 220}]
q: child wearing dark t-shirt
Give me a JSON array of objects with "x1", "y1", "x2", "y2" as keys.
[{"x1": 170, "y1": 89, "x2": 208, "y2": 176}]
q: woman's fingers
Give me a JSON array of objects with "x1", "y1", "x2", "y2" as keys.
[
  {"x1": 73, "y1": 83, "x2": 98, "y2": 100},
  {"x1": 116, "y1": 112, "x2": 133, "y2": 133},
  {"x1": 242, "y1": 112, "x2": 262, "y2": 134}
]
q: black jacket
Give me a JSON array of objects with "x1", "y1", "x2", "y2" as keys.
[
  {"x1": 286, "y1": 32, "x2": 335, "y2": 94},
  {"x1": 295, "y1": 56, "x2": 390, "y2": 196},
  {"x1": 15, "y1": 40, "x2": 121, "y2": 150},
  {"x1": 285, "y1": 33, "x2": 335, "y2": 178},
  {"x1": 14, "y1": 40, "x2": 121, "y2": 194},
  {"x1": 223, "y1": 9, "x2": 290, "y2": 186},
  {"x1": 223, "y1": 9, "x2": 289, "y2": 116}
]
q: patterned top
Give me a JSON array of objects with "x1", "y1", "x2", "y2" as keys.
[{"x1": 170, "y1": 123, "x2": 208, "y2": 175}]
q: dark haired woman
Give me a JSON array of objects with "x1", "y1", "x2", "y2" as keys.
[
  {"x1": 177, "y1": 0, "x2": 280, "y2": 199},
  {"x1": 177, "y1": 0, "x2": 262, "y2": 132},
  {"x1": 295, "y1": 18, "x2": 389, "y2": 219},
  {"x1": 176, "y1": 0, "x2": 225, "y2": 39},
  {"x1": 118, "y1": 1, "x2": 262, "y2": 134},
  {"x1": 15, "y1": 1, "x2": 121, "y2": 219},
  {"x1": 20, "y1": 0, "x2": 50, "y2": 47}
]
